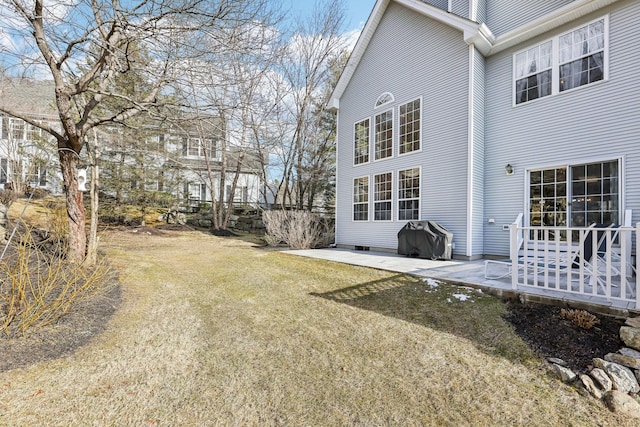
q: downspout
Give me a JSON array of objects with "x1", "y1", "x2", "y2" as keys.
[{"x1": 466, "y1": 44, "x2": 475, "y2": 259}]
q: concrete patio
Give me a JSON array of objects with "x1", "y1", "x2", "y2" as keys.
[{"x1": 286, "y1": 247, "x2": 638, "y2": 317}]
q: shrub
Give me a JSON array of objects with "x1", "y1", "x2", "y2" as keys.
[
  {"x1": 262, "y1": 210, "x2": 334, "y2": 249},
  {"x1": 0, "y1": 190, "x2": 16, "y2": 208},
  {"x1": 560, "y1": 308, "x2": 600, "y2": 330},
  {"x1": 0, "y1": 227, "x2": 114, "y2": 337}
]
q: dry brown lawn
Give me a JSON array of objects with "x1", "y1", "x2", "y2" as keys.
[{"x1": 0, "y1": 229, "x2": 634, "y2": 426}]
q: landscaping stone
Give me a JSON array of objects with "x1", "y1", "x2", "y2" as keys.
[
  {"x1": 605, "y1": 352, "x2": 640, "y2": 370},
  {"x1": 620, "y1": 326, "x2": 640, "y2": 352},
  {"x1": 593, "y1": 358, "x2": 640, "y2": 394},
  {"x1": 547, "y1": 357, "x2": 566, "y2": 366},
  {"x1": 603, "y1": 390, "x2": 640, "y2": 418},
  {"x1": 579, "y1": 374, "x2": 602, "y2": 399},
  {"x1": 625, "y1": 317, "x2": 640, "y2": 329},
  {"x1": 553, "y1": 364, "x2": 576, "y2": 383},
  {"x1": 620, "y1": 347, "x2": 640, "y2": 359},
  {"x1": 590, "y1": 368, "x2": 613, "y2": 392}
]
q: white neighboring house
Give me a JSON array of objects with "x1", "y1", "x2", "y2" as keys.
[{"x1": 0, "y1": 80, "x2": 62, "y2": 194}]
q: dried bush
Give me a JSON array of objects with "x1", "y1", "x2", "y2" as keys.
[
  {"x1": 0, "y1": 226, "x2": 114, "y2": 337},
  {"x1": 560, "y1": 308, "x2": 600, "y2": 330},
  {"x1": 262, "y1": 210, "x2": 334, "y2": 249},
  {"x1": 0, "y1": 190, "x2": 16, "y2": 208}
]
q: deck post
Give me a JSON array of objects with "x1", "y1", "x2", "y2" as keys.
[
  {"x1": 510, "y1": 222, "x2": 518, "y2": 290},
  {"x1": 636, "y1": 223, "x2": 640, "y2": 310}
]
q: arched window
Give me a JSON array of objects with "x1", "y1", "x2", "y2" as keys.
[{"x1": 375, "y1": 92, "x2": 394, "y2": 108}]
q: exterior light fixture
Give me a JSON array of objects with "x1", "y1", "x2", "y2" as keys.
[{"x1": 505, "y1": 164, "x2": 514, "y2": 175}]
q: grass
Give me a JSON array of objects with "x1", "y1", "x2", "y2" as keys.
[{"x1": 0, "y1": 229, "x2": 634, "y2": 426}]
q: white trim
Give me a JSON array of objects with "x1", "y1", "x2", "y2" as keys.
[
  {"x1": 512, "y1": 15, "x2": 609, "y2": 107},
  {"x1": 466, "y1": 45, "x2": 475, "y2": 257},
  {"x1": 397, "y1": 96, "x2": 422, "y2": 157},
  {"x1": 352, "y1": 175, "x2": 370, "y2": 222},
  {"x1": 373, "y1": 171, "x2": 394, "y2": 222},
  {"x1": 397, "y1": 165, "x2": 421, "y2": 221},
  {"x1": 353, "y1": 117, "x2": 371, "y2": 166},
  {"x1": 375, "y1": 92, "x2": 395, "y2": 109},
  {"x1": 524, "y1": 156, "x2": 624, "y2": 228},
  {"x1": 373, "y1": 108, "x2": 394, "y2": 161}
]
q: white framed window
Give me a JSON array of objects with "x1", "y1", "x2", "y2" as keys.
[
  {"x1": 375, "y1": 92, "x2": 394, "y2": 108},
  {"x1": 528, "y1": 159, "x2": 620, "y2": 238},
  {"x1": 353, "y1": 176, "x2": 369, "y2": 221},
  {"x1": 515, "y1": 41, "x2": 552, "y2": 104},
  {"x1": 184, "y1": 138, "x2": 215, "y2": 158},
  {"x1": 559, "y1": 19, "x2": 606, "y2": 92},
  {"x1": 374, "y1": 110, "x2": 393, "y2": 161},
  {"x1": 374, "y1": 172, "x2": 392, "y2": 221},
  {"x1": 10, "y1": 119, "x2": 24, "y2": 141},
  {"x1": 399, "y1": 98, "x2": 421, "y2": 155},
  {"x1": 398, "y1": 167, "x2": 420, "y2": 221},
  {"x1": 514, "y1": 16, "x2": 608, "y2": 105},
  {"x1": 353, "y1": 118, "x2": 370, "y2": 165}
]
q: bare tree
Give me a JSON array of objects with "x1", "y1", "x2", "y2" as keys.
[{"x1": 0, "y1": 0, "x2": 267, "y2": 262}]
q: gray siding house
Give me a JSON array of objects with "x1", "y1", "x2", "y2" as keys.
[{"x1": 330, "y1": 0, "x2": 640, "y2": 260}]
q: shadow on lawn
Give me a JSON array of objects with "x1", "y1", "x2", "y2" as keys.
[{"x1": 310, "y1": 274, "x2": 537, "y2": 365}]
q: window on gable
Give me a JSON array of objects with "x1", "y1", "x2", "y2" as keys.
[
  {"x1": 353, "y1": 176, "x2": 369, "y2": 221},
  {"x1": 374, "y1": 172, "x2": 392, "y2": 221},
  {"x1": 399, "y1": 98, "x2": 421, "y2": 154},
  {"x1": 514, "y1": 17, "x2": 607, "y2": 105},
  {"x1": 354, "y1": 118, "x2": 370, "y2": 165},
  {"x1": 515, "y1": 41, "x2": 552, "y2": 104},
  {"x1": 398, "y1": 167, "x2": 420, "y2": 221},
  {"x1": 374, "y1": 110, "x2": 393, "y2": 160},
  {"x1": 559, "y1": 19, "x2": 605, "y2": 91},
  {"x1": 375, "y1": 92, "x2": 394, "y2": 108}
]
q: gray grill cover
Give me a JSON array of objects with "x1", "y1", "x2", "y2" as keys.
[{"x1": 397, "y1": 221, "x2": 453, "y2": 260}]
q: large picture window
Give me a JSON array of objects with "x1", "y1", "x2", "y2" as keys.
[
  {"x1": 514, "y1": 17, "x2": 607, "y2": 105},
  {"x1": 398, "y1": 167, "x2": 420, "y2": 221},
  {"x1": 353, "y1": 176, "x2": 369, "y2": 221},
  {"x1": 374, "y1": 172, "x2": 392, "y2": 221},
  {"x1": 354, "y1": 119, "x2": 370, "y2": 165},
  {"x1": 374, "y1": 110, "x2": 393, "y2": 160},
  {"x1": 529, "y1": 159, "x2": 619, "y2": 231},
  {"x1": 399, "y1": 98, "x2": 421, "y2": 154}
]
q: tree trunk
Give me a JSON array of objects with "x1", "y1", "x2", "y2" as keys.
[
  {"x1": 59, "y1": 149, "x2": 86, "y2": 262},
  {"x1": 85, "y1": 130, "x2": 100, "y2": 266}
]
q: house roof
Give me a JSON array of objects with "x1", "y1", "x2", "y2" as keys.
[
  {"x1": 328, "y1": 0, "x2": 620, "y2": 110},
  {"x1": 0, "y1": 79, "x2": 57, "y2": 119}
]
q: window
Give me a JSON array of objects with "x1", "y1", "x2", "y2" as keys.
[
  {"x1": 374, "y1": 110, "x2": 393, "y2": 160},
  {"x1": 374, "y1": 172, "x2": 392, "y2": 221},
  {"x1": 515, "y1": 41, "x2": 552, "y2": 104},
  {"x1": 528, "y1": 159, "x2": 619, "y2": 230},
  {"x1": 375, "y1": 92, "x2": 394, "y2": 108},
  {"x1": 0, "y1": 158, "x2": 7, "y2": 183},
  {"x1": 559, "y1": 20, "x2": 605, "y2": 91},
  {"x1": 10, "y1": 119, "x2": 24, "y2": 141},
  {"x1": 184, "y1": 138, "x2": 215, "y2": 157},
  {"x1": 399, "y1": 98, "x2": 421, "y2": 154},
  {"x1": 353, "y1": 176, "x2": 369, "y2": 221},
  {"x1": 398, "y1": 167, "x2": 420, "y2": 221},
  {"x1": 354, "y1": 119, "x2": 370, "y2": 165},
  {"x1": 514, "y1": 17, "x2": 607, "y2": 104}
]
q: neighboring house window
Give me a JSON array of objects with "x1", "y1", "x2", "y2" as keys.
[
  {"x1": 515, "y1": 41, "x2": 552, "y2": 104},
  {"x1": 354, "y1": 118, "x2": 370, "y2": 165},
  {"x1": 398, "y1": 167, "x2": 420, "y2": 221},
  {"x1": 559, "y1": 19, "x2": 605, "y2": 91},
  {"x1": 374, "y1": 110, "x2": 393, "y2": 160},
  {"x1": 353, "y1": 176, "x2": 369, "y2": 221},
  {"x1": 514, "y1": 17, "x2": 607, "y2": 104},
  {"x1": 374, "y1": 172, "x2": 392, "y2": 221},
  {"x1": 375, "y1": 92, "x2": 394, "y2": 108},
  {"x1": 0, "y1": 158, "x2": 7, "y2": 183},
  {"x1": 399, "y1": 98, "x2": 421, "y2": 154},
  {"x1": 529, "y1": 159, "x2": 619, "y2": 232},
  {"x1": 27, "y1": 124, "x2": 42, "y2": 140},
  {"x1": 184, "y1": 138, "x2": 214, "y2": 157},
  {"x1": 11, "y1": 119, "x2": 24, "y2": 140}
]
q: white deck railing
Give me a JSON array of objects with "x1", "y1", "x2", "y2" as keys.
[{"x1": 507, "y1": 211, "x2": 639, "y2": 308}]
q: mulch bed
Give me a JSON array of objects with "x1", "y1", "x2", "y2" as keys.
[{"x1": 505, "y1": 302, "x2": 625, "y2": 373}]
